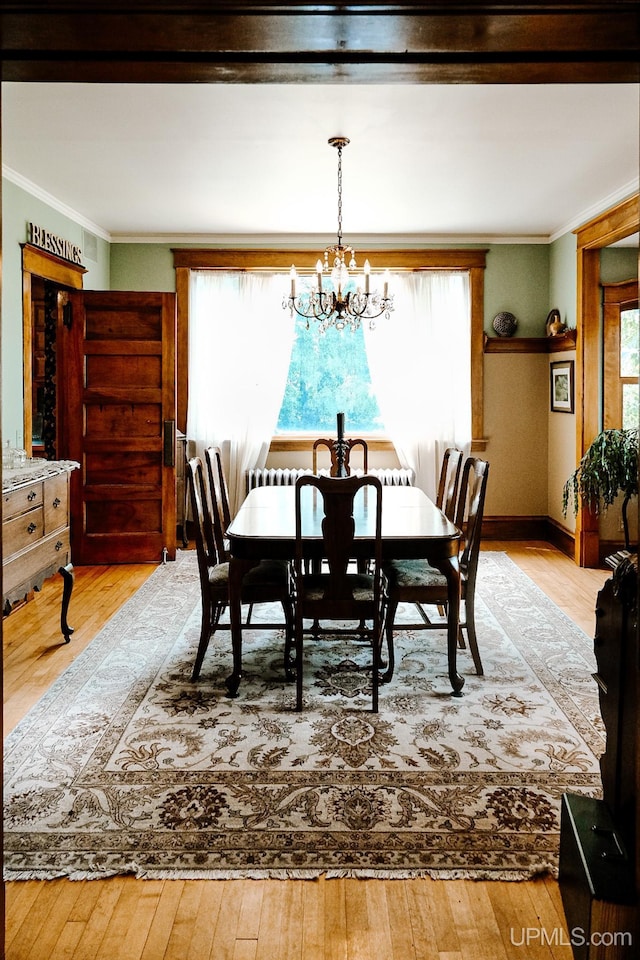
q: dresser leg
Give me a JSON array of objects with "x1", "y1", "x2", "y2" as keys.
[{"x1": 58, "y1": 563, "x2": 75, "y2": 643}]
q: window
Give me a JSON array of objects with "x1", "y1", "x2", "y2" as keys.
[
  {"x1": 172, "y1": 247, "x2": 487, "y2": 450},
  {"x1": 603, "y1": 280, "x2": 639, "y2": 430},
  {"x1": 276, "y1": 276, "x2": 384, "y2": 434},
  {"x1": 620, "y1": 305, "x2": 639, "y2": 429}
]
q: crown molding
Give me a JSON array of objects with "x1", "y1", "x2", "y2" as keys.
[
  {"x1": 550, "y1": 178, "x2": 640, "y2": 243},
  {"x1": 109, "y1": 232, "x2": 550, "y2": 246},
  {"x1": 2, "y1": 165, "x2": 111, "y2": 242}
]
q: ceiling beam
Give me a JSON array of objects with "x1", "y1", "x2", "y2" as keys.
[{"x1": 2, "y1": 3, "x2": 639, "y2": 83}]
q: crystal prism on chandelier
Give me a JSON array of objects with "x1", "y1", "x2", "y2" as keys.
[{"x1": 283, "y1": 136, "x2": 394, "y2": 332}]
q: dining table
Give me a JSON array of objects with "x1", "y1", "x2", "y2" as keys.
[{"x1": 225, "y1": 483, "x2": 464, "y2": 698}]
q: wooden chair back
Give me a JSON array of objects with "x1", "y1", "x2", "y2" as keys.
[
  {"x1": 294, "y1": 473, "x2": 383, "y2": 614},
  {"x1": 312, "y1": 437, "x2": 369, "y2": 476},
  {"x1": 436, "y1": 446, "x2": 463, "y2": 521},
  {"x1": 205, "y1": 445, "x2": 231, "y2": 561},
  {"x1": 455, "y1": 457, "x2": 490, "y2": 585},
  {"x1": 186, "y1": 456, "x2": 218, "y2": 576}
]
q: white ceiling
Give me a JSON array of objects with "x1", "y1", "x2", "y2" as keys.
[{"x1": 2, "y1": 82, "x2": 639, "y2": 243}]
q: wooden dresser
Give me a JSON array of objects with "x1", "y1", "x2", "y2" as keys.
[{"x1": 2, "y1": 459, "x2": 78, "y2": 612}]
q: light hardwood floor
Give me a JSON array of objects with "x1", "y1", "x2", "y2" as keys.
[{"x1": 3, "y1": 542, "x2": 610, "y2": 960}]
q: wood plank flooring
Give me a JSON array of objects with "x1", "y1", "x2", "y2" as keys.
[{"x1": 2, "y1": 542, "x2": 610, "y2": 960}]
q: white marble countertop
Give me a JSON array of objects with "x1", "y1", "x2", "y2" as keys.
[{"x1": 2, "y1": 459, "x2": 80, "y2": 494}]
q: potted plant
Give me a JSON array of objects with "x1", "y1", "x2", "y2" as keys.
[{"x1": 563, "y1": 428, "x2": 639, "y2": 550}]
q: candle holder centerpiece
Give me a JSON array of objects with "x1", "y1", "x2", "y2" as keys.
[{"x1": 312, "y1": 413, "x2": 369, "y2": 478}]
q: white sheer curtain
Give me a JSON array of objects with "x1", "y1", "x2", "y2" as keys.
[
  {"x1": 363, "y1": 271, "x2": 471, "y2": 499},
  {"x1": 187, "y1": 270, "x2": 295, "y2": 514}
]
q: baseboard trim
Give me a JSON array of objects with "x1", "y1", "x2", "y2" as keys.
[
  {"x1": 483, "y1": 515, "x2": 549, "y2": 541},
  {"x1": 483, "y1": 515, "x2": 575, "y2": 559}
]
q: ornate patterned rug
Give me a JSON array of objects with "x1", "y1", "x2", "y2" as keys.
[{"x1": 4, "y1": 550, "x2": 604, "y2": 881}]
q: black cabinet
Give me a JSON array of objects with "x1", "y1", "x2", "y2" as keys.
[{"x1": 558, "y1": 555, "x2": 638, "y2": 959}]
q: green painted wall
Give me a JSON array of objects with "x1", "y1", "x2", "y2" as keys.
[
  {"x1": 549, "y1": 231, "x2": 577, "y2": 330},
  {"x1": 483, "y1": 243, "x2": 550, "y2": 337},
  {"x1": 600, "y1": 245, "x2": 638, "y2": 283},
  {"x1": 110, "y1": 243, "x2": 176, "y2": 291},
  {"x1": 1, "y1": 178, "x2": 110, "y2": 447},
  {"x1": 109, "y1": 240, "x2": 553, "y2": 341}
]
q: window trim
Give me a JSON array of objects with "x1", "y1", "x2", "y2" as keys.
[{"x1": 173, "y1": 247, "x2": 487, "y2": 451}]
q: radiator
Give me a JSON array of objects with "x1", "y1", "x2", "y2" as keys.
[{"x1": 246, "y1": 467, "x2": 414, "y2": 493}]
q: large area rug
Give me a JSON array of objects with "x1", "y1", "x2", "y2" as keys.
[{"x1": 4, "y1": 550, "x2": 604, "y2": 881}]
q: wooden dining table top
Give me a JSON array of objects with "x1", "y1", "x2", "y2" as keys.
[{"x1": 227, "y1": 484, "x2": 460, "y2": 561}]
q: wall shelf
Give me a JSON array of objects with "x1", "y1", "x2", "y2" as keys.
[{"x1": 483, "y1": 329, "x2": 577, "y2": 354}]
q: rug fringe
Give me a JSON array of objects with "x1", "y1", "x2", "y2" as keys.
[{"x1": 5, "y1": 865, "x2": 558, "y2": 883}]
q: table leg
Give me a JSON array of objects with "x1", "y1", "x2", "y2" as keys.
[
  {"x1": 226, "y1": 557, "x2": 249, "y2": 697},
  {"x1": 435, "y1": 555, "x2": 464, "y2": 696}
]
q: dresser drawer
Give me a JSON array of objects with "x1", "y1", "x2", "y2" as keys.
[
  {"x1": 44, "y1": 472, "x2": 69, "y2": 533},
  {"x1": 3, "y1": 482, "x2": 43, "y2": 521},
  {"x1": 3, "y1": 506, "x2": 44, "y2": 558},
  {"x1": 3, "y1": 528, "x2": 70, "y2": 597}
]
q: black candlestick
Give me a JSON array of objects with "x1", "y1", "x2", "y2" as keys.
[{"x1": 335, "y1": 412, "x2": 348, "y2": 476}]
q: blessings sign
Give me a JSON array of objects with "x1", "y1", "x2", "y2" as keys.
[{"x1": 28, "y1": 222, "x2": 83, "y2": 266}]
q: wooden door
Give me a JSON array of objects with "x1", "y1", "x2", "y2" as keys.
[{"x1": 62, "y1": 291, "x2": 177, "y2": 564}]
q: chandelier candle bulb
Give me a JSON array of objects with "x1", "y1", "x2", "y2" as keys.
[
  {"x1": 316, "y1": 260, "x2": 323, "y2": 291},
  {"x1": 383, "y1": 270, "x2": 390, "y2": 298},
  {"x1": 364, "y1": 259, "x2": 370, "y2": 293},
  {"x1": 290, "y1": 266, "x2": 296, "y2": 297}
]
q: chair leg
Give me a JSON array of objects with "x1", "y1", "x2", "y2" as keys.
[
  {"x1": 382, "y1": 598, "x2": 398, "y2": 684},
  {"x1": 295, "y1": 616, "x2": 304, "y2": 711},
  {"x1": 191, "y1": 598, "x2": 215, "y2": 681},
  {"x1": 372, "y1": 619, "x2": 381, "y2": 713},
  {"x1": 283, "y1": 598, "x2": 296, "y2": 681},
  {"x1": 464, "y1": 596, "x2": 484, "y2": 676}
]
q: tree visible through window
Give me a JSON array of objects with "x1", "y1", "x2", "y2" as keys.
[{"x1": 276, "y1": 301, "x2": 383, "y2": 433}]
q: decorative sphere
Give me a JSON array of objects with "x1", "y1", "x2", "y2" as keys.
[{"x1": 492, "y1": 311, "x2": 517, "y2": 337}]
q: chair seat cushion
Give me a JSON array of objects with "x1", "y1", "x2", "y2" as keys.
[
  {"x1": 383, "y1": 559, "x2": 446, "y2": 591},
  {"x1": 208, "y1": 558, "x2": 290, "y2": 599},
  {"x1": 300, "y1": 572, "x2": 376, "y2": 603}
]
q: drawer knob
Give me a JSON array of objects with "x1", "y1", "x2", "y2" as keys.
[
  {"x1": 55, "y1": 540, "x2": 64, "y2": 551},
  {"x1": 27, "y1": 491, "x2": 37, "y2": 502},
  {"x1": 52, "y1": 497, "x2": 61, "y2": 509},
  {"x1": 27, "y1": 522, "x2": 37, "y2": 534}
]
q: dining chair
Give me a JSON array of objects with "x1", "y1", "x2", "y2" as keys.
[
  {"x1": 292, "y1": 474, "x2": 386, "y2": 712},
  {"x1": 204, "y1": 445, "x2": 232, "y2": 561},
  {"x1": 382, "y1": 456, "x2": 490, "y2": 684},
  {"x1": 312, "y1": 437, "x2": 369, "y2": 476},
  {"x1": 436, "y1": 446, "x2": 463, "y2": 521},
  {"x1": 433, "y1": 446, "x2": 464, "y2": 617},
  {"x1": 187, "y1": 456, "x2": 295, "y2": 685}
]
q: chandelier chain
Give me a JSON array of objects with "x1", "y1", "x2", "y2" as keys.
[{"x1": 336, "y1": 143, "x2": 343, "y2": 249}]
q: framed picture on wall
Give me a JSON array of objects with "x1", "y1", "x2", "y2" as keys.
[{"x1": 550, "y1": 360, "x2": 574, "y2": 413}]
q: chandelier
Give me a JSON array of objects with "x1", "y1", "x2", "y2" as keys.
[{"x1": 284, "y1": 137, "x2": 394, "y2": 332}]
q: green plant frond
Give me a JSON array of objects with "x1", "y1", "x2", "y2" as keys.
[{"x1": 562, "y1": 428, "x2": 639, "y2": 517}]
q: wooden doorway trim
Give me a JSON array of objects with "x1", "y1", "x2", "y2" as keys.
[
  {"x1": 21, "y1": 243, "x2": 86, "y2": 456},
  {"x1": 573, "y1": 194, "x2": 639, "y2": 566}
]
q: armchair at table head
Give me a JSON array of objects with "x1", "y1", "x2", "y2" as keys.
[
  {"x1": 292, "y1": 473, "x2": 386, "y2": 712},
  {"x1": 383, "y1": 456, "x2": 490, "y2": 684},
  {"x1": 312, "y1": 437, "x2": 369, "y2": 477}
]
